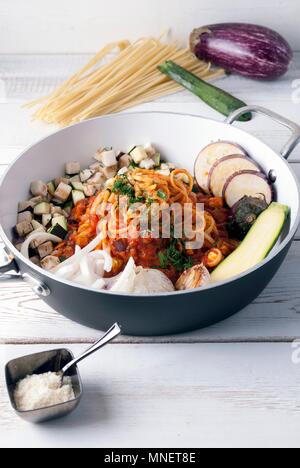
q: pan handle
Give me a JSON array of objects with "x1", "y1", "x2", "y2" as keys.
[
  {"x1": 225, "y1": 106, "x2": 300, "y2": 160},
  {"x1": 0, "y1": 248, "x2": 50, "y2": 297}
]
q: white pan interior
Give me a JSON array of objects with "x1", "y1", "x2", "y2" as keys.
[{"x1": 0, "y1": 112, "x2": 299, "y2": 244}]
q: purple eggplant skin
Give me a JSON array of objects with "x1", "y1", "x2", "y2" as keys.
[{"x1": 190, "y1": 23, "x2": 293, "y2": 80}]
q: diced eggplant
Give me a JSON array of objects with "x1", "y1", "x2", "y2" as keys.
[
  {"x1": 40, "y1": 255, "x2": 60, "y2": 271},
  {"x1": 99, "y1": 150, "x2": 117, "y2": 168},
  {"x1": 119, "y1": 154, "x2": 132, "y2": 168},
  {"x1": 17, "y1": 211, "x2": 33, "y2": 224},
  {"x1": 105, "y1": 178, "x2": 115, "y2": 190},
  {"x1": 94, "y1": 147, "x2": 104, "y2": 161},
  {"x1": 29, "y1": 196, "x2": 44, "y2": 207},
  {"x1": 131, "y1": 146, "x2": 148, "y2": 164},
  {"x1": 63, "y1": 201, "x2": 73, "y2": 215},
  {"x1": 15, "y1": 242, "x2": 24, "y2": 252},
  {"x1": 54, "y1": 182, "x2": 72, "y2": 203},
  {"x1": 32, "y1": 220, "x2": 46, "y2": 231},
  {"x1": 103, "y1": 165, "x2": 117, "y2": 179},
  {"x1": 209, "y1": 155, "x2": 260, "y2": 197},
  {"x1": 87, "y1": 172, "x2": 106, "y2": 186},
  {"x1": 128, "y1": 146, "x2": 137, "y2": 155},
  {"x1": 56, "y1": 177, "x2": 71, "y2": 187},
  {"x1": 144, "y1": 143, "x2": 157, "y2": 157},
  {"x1": 52, "y1": 215, "x2": 67, "y2": 230},
  {"x1": 153, "y1": 153, "x2": 161, "y2": 167},
  {"x1": 72, "y1": 190, "x2": 85, "y2": 206},
  {"x1": 89, "y1": 162, "x2": 102, "y2": 172},
  {"x1": 118, "y1": 167, "x2": 129, "y2": 176},
  {"x1": 83, "y1": 185, "x2": 97, "y2": 197},
  {"x1": 70, "y1": 175, "x2": 80, "y2": 184},
  {"x1": 37, "y1": 241, "x2": 54, "y2": 259},
  {"x1": 224, "y1": 171, "x2": 273, "y2": 208},
  {"x1": 157, "y1": 165, "x2": 171, "y2": 176},
  {"x1": 47, "y1": 181, "x2": 56, "y2": 197},
  {"x1": 30, "y1": 180, "x2": 48, "y2": 197},
  {"x1": 48, "y1": 224, "x2": 67, "y2": 240},
  {"x1": 30, "y1": 256, "x2": 41, "y2": 267},
  {"x1": 71, "y1": 180, "x2": 85, "y2": 191},
  {"x1": 80, "y1": 169, "x2": 94, "y2": 183},
  {"x1": 29, "y1": 227, "x2": 48, "y2": 248},
  {"x1": 42, "y1": 214, "x2": 52, "y2": 227},
  {"x1": 15, "y1": 221, "x2": 33, "y2": 237},
  {"x1": 65, "y1": 161, "x2": 81, "y2": 176},
  {"x1": 195, "y1": 141, "x2": 248, "y2": 193},
  {"x1": 33, "y1": 202, "x2": 51, "y2": 216},
  {"x1": 139, "y1": 158, "x2": 156, "y2": 170},
  {"x1": 51, "y1": 205, "x2": 63, "y2": 215},
  {"x1": 18, "y1": 201, "x2": 33, "y2": 213}
]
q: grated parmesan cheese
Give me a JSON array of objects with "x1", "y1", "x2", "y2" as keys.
[{"x1": 14, "y1": 372, "x2": 75, "y2": 411}]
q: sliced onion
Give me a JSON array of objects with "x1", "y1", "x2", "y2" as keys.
[
  {"x1": 92, "y1": 278, "x2": 106, "y2": 290},
  {"x1": 94, "y1": 259, "x2": 105, "y2": 277},
  {"x1": 79, "y1": 255, "x2": 98, "y2": 285},
  {"x1": 56, "y1": 263, "x2": 80, "y2": 280},
  {"x1": 110, "y1": 257, "x2": 136, "y2": 293},
  {"x1": 89, "y1": 250, "x2": 113, "y2": 273},
  {"x1": 21, "y1": 233, "x2": 61, "y2": 259},
  {"x1": 53, "y1": 232, "x2": 104, "y2": 272}
]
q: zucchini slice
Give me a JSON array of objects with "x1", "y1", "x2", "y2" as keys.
[{"x1": 211, "y1": 203, "x2": 290, "y2": 283}]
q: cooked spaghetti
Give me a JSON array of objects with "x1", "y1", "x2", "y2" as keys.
[
  {"x1": 53, "y1": 167, "x2": 238, "y2": 284},
  {"x1": 15, "y1": 137, "x2": 279, "y2": 294}
]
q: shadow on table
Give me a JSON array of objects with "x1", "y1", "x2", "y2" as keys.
[{"x1": 40, "y1": 384, "x2": 110, "y2": 429}]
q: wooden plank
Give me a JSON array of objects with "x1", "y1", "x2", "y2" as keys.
[
  {"x1": 1, "y1": 0, "x2": 300, "y2": 53},
  {"x1": 0, "y1": 241, "x2": 300, "y2": 344},
  {"x1": 1, "y1": 343, "x2": 300, "y2": 448}
]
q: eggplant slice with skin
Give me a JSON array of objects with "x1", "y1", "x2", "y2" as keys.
[
  {"x1": 224, "y1": 170, "x2": 273, "y2": 208},
  {"x1": 194, "y1": 141, "x2": 247, "y2": 193},
  {"x1": 208, "y1": 155, "x2": 260, "y2": 197}
]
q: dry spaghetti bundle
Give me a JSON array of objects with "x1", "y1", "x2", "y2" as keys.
[{"x1": 27, "y1": 38, "x2": 224, "y2": 126}]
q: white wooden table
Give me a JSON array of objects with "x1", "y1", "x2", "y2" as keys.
[{"x1": 1, "y1": 54, "x2": 300, "y2": 448}]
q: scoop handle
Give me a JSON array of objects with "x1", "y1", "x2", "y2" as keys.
[{"x1": 61, "y1": 323, "x2": 122, "y2": 376}]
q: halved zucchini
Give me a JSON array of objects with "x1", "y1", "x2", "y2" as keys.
[{"x1": 211, "y1": 202, "x2": 289, "y2": 283}]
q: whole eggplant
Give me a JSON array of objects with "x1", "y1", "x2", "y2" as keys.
[{"x1": 190, "y1": 23, "x2": 293, "y2": 80}]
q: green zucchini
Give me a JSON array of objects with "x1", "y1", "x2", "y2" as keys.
[
  {"x1": 211, "y1": 202, "x2": 290, "y2": 283},
  {"x1": 158, "y1": 61, "x2": 251, "y2": 122}
]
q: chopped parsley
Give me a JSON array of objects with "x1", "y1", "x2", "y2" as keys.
[
  {"x1": 112, "y1": 175, "x2": 135, "y2": 198},
  {"x1": 129, "y1": 160, "x2": 139, "y2": 169},
  {"x1": 112, "y1": 175, "x2": 145, "y2": 205},
  {"x1": 130, "y1": 196, "x2": 145, "y2": 205},
  {"x1": 158, "y1": 239, "x2": 194, "y2": 272},
  {"x1": 157, "y1": 189, "x2": 167, "y2": 201}
]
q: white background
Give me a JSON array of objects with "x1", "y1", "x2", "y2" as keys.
[
  {"x1": 1, "y1": 0, "x2": 300, "y2": 449},
  {"x1": 1, "y1": 0, "x2": 299, "y2": 53}
]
